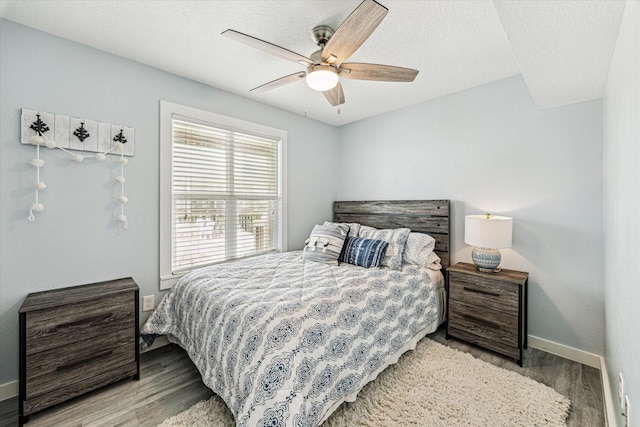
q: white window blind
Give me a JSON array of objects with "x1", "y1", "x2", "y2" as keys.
[{"x1": 170, "y1": 118, "x2": 282, "y2": 274}]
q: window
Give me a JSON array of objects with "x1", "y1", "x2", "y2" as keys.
[{"x1": 160, "y1": 101, "x2": 287, "y2": 289}]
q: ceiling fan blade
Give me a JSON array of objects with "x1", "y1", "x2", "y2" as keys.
[
  {"x1": 222, "y1": 29, "x2": 313, "y2": 65},
  {"x1": 340, "y1": 63, "x2": 419, "y2": 82},
  {"x1": 250, "y1": 72, "x2": 306, "y2": 93},
  {"x1": 321, "y1": 0, "x2": 388, "y2": 65},
  {"x1": 323, "y1": 82, "x2": 345, "y2": 106}
]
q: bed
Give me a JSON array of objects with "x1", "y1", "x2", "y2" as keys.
[{"x1": 142, "y1": 200, "x2": 450, "y2": 427}]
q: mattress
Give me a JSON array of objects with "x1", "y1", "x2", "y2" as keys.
[{"x1": 141, "y1": 251, "x2": 445, "y2": 427}]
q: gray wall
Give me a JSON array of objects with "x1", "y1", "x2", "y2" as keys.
[
  {"x1": 604, "y1": 2, "x2": 640, "y2": 425},
  {"x1": 337, "y1": 75, "x2": 604, "y2": 355},
  {"x1": 0, "y1": 20, "x2": 339, "y2": 386}
]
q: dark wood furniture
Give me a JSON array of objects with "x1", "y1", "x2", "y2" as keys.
[
  {"x1": 333, "y1": 200, "x2": 450, "y2": 268},
  {"x1": 18, "y1": 277, "x2": 139, "y2": 426},
  {"x1": 446, "y1": 262, "x2": 528, "y2": 366}
]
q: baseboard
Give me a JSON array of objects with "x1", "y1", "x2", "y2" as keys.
[
  {"x1": 0, "y1": 380, "x2": 17, "y2": 402},
  {"x1": 528, "y1": 336, "x2": 617, "y2": 425},
  {"x1": 528, "y1": 335, "x2": 601, "y2": 369},
  {"x1": 600, "y1": 356, "x2": 618, "y2": 427}
]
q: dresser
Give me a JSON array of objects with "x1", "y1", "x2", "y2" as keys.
[
  {"x1": 446, "y1": 262, "x2": 528, "y2": 366},
  {"x1": 18, "y1": 277, "x2": 139, "y2": 426}
]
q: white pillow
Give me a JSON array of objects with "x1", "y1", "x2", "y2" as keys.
[
  {"x1": 403, "y1": 232, "x2": 442, "y2": 270},
  {"x1": 357, "y1": 225, "x2": 410, "y2": 270}
]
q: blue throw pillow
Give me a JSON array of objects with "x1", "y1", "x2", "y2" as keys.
[{"x1": 339, "y1": 236, "x2": 389, "y2": 268}]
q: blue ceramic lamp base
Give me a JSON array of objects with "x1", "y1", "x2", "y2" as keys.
[{"x1": 471, "y1": 247, "x2": 502, "y2": 273}]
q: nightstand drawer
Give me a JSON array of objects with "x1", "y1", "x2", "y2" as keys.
[
  {"x1": 449, "y1": 300, "x2": 518, "y2": 347},
  {"x1": 23, "y1": 362, "x2": 138, "y2": 416},
  {"x1": 448, "y1": 327, "x2": 520, "y2": 360},
  {"x1": 25, "y1": 291, "x2": 135, "y2": 355},
  {"x1": 25, "y1": 327, "x2": 135, "y2": 399},
  {"x1": 449, "y1": 273, "x2": 518, "y2": 315}
]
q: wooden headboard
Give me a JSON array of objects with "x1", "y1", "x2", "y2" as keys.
[{"x1": 333, "y1": 200, "x2": 451, "y2": 268}]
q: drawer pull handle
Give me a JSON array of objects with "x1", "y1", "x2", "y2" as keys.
[
  {"x1": 463, "y1": 286, "x2": 500, "y2": 298},
  {"x1": 53, "y1": 313, "x2": 113, "y2": 331},
  {"x1": 462, "y1": 314, "x2": 500, "y2": 330},
  {"x1": 56, "y1": 350, "x2": 114, "y2": 372}
]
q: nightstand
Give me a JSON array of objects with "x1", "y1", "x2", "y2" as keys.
[
  {"x1": 18, "y1": 278, "x2": 139, "y2": 426},
  {"x1": 446, "y1": 262, "x2": 528, "y2": 366}
]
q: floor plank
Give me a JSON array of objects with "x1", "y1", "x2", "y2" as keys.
[{"x1": 0, "y1": 327, "x2": 605, "y2": 426}]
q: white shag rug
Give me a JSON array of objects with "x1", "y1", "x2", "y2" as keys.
[{"x1": 158, "y1": 338, "x2": 570, "y2": 427}]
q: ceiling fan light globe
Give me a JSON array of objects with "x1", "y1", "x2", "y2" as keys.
[{"x1": 306, "y1": 65, "x2": 339, "y2": 91}]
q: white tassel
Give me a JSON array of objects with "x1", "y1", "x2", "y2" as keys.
[
  {"x1": 28, "y1": 202, "x2": 44, "y2": 222},
  {"x1": 308, "y1": 237, "x2": 317, "y2": 251},
  {"x1": 117, "y1": 214, "x2": 128, "y2": 230}
]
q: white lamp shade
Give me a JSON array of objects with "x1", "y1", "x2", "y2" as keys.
[{"x1": 465, "y1": 214, "x2": 512, "y2": 249}]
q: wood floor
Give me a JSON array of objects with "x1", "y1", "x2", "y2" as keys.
[{"x1": 0, "y1": 326, "x2": 605, "y2": 427}]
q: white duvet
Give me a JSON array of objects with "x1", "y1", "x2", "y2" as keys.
[{"x1": 141, "y1": 251, "x2": 444, "y2": 427}]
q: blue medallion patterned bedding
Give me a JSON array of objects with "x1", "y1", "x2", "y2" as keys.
[{"x1": 141, "y1": 251, "x2": 445, "y2": 427}]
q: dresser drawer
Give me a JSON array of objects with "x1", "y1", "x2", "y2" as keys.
[
  {"x1": 25, "y1": 291, "x2": 135, "y2": 355},
  {"x1": 449, "y1": 273, "x2": 518, "y2": 315},
  {"x1": 448, "y1": 300, "x2": 518, "y2": 348},
  {"x1": 26, "y1": 327, "x2": 135, "y2": 399}
]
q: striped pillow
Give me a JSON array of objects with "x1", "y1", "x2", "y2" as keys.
[
  {"x1": 339, "y1": 236, "x2": 389, "y2": 268},
  {"x1": 302, "y1": 223, "x2": 349, "y2": 265}
]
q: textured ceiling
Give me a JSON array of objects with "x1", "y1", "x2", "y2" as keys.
[{"x1": 0, "y1": 1, "x2": 626, "y2": 126}]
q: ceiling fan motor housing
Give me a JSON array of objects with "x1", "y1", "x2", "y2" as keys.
[{"x1": 311, "y1": 25, "x2": 335, "y2": 48}]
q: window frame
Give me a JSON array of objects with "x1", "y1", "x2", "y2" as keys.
[{"x1": 159, "y1": 101, "x2": 287, "y2": 289}]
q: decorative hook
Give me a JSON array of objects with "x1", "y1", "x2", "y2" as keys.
[
  {"x1": 73, "y1": 122, "x2": 90, "y2": 142},
  {"x1": 30, "y1": 114, "x2": 50, "y2": 136},
  {"x1": 113, "y1": 129, "x2": 127, "y2": 144}
]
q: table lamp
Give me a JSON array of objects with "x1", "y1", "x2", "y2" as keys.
[{"x1": 465, "y1": 214, "x2": 512, "y2": 272}]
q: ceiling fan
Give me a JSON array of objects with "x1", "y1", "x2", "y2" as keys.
[{"x1": 222, "y1": 0, "x2": 419, "y2": 107}]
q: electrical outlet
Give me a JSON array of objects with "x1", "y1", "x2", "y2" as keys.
[
  {"x1": 619, "y1": 373, "x2": 625, "y2": 409},
  {"x1": 142, "y1": 295, "x2": 155, "y2": 311}
]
